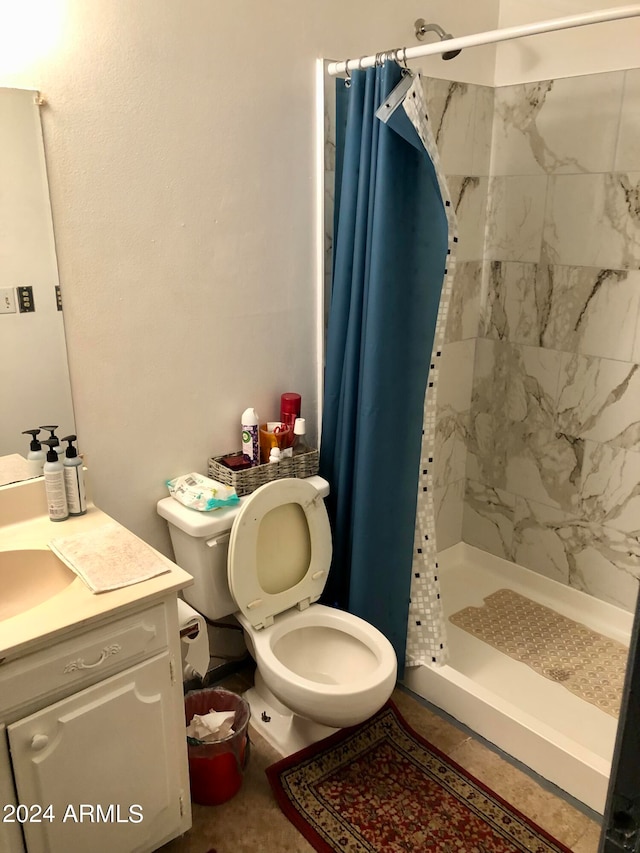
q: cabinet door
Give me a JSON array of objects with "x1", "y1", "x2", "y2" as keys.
[
  {"x1": 0, "y1": 725, "x2": 25, "y2": 853},
  {"x1": 8, "y1": 653, "x2": 183, "y2": 853}
]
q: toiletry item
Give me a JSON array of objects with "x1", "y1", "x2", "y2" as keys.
[
  {"x1": 22, "y1": 428, "x2": 45, "y2": 476},
  {"x1": 259, "y1": 422, "x2": 292, "y2": 463},
  {"x1": 42, "y1": 438, "x2": 69, "y2": 521},
  {"x1": 280, "y1": 393, "x2": 301, "y2": 432},
  {"x1": 166, "y1": 473, "x2": 239, "y2": 512},
  {"x1": 269, "y1": 447, "x2": 281, "y2": 463},
  {"x1": 219, "y1": 453, "x2": 252, "y2": 471},
  {"x1": 61, "y1": 435, "x2": 87, "y2": 516},
  {"x1": 40, "y1": 425, "x2": 61, "y2": 459},
  {"x1": 292, "y1": 417, "x2": 309, "y2": 455},
  {"x1": 241, "y1": 408, "x2": 259, "y2": 466}
]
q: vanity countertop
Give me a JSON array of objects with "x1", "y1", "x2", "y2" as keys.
[{"x1": 0, "y1": 479, "x2": 193, "y2": 660}]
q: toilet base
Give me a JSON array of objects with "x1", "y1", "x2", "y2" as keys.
[{"x1": 244, "y1": 673, "x2": 338, "y2": 757}]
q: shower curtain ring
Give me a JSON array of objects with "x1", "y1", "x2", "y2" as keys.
[
  {"x1": 344, "y1": 60, "x2": 352, "y2": 87},
  {"x1": 399, "y1": 47, "x2": 410, "y2": 71}
]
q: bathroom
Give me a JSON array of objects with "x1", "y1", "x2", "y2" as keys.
[{"x1": 1, "y1": 0, "x2": 639, "y2": 849}]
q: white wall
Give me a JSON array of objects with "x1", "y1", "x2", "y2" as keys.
[
  {"x1": 496, "y1": 0, "x2": 640, "y2": 85},
  {"x1": 0, "y1": 0, "x2": 497, "y2": 553}
]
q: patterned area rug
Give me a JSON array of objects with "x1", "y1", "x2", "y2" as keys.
[
  {"x1": 450, "y1": 588, "x2": 627, "y2": 716},
  {"x1": 266, "y1": 702, "x2": 572, "y2": 853}
]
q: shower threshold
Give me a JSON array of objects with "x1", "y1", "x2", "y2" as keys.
[{"x1": 402, "y1": 542, "x2": 633, "y2": 814}]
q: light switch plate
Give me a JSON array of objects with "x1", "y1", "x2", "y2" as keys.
[
  {"x1": 16, "y1": 285, "x2": 35, "y2": 313},
  {"x1": 0, "y1": 288, "x2": 16, "y2": 314}
]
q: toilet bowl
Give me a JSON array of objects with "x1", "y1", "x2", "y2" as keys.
[
  {"x1": 157, "y1": 475, "x2": 397, "y2": 755},
  {"x1": 238, "y1": 602, "x2": 396, "y2": 728}
]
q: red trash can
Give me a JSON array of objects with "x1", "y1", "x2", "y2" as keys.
[{"x1": 184, "y1": 687, "x2": 250, "y2": 805}]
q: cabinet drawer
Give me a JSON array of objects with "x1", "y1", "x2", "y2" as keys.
[{"x1": 0, "y1": 603, "x2": 168, "y2": 716}]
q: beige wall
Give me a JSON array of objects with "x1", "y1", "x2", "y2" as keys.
[
  {"x1": 496, "y1": 0, "x2": 640, "y2": 85},
  {"x1": 0, "y1": 0, "x2": 498, "y2": 553}
]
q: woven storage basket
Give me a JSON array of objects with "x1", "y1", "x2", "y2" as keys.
[{"x1": 208, "y1": 449, "x2": 319, "y2": 497}]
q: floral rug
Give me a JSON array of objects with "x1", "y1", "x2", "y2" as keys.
[{"x1": 266, "y1": 702, "x2": 572, "y2": 853}]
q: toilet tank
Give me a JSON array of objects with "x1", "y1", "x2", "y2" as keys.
[
  {"x1": 157, "y1": 498, "x2": 240, "y2": 620},
  {"x1": 157, "y1": 475, "x2": 330, "y2": 622}
]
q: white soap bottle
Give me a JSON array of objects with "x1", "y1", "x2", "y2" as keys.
[
  {"x1": 241, "y1": 408, "x2": 260, "y2": 466},
  {"x1": 22, "y1": 429, "x2": 45, "y2": 477},
  {"x1": 42, "y1": 439, "x2": 69, "y2": 521},
  {"x1": 61, "y1": 434, "x2": 87, "y2": 516}
]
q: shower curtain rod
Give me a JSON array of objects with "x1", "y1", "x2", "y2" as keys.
[{"x1": 327, "y1": 4, "x2": 640, "y2": 76}]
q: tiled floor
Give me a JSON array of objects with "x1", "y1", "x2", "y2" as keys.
[{"x1": 160, "y1": 665, "x2": 603, "y2": 853}]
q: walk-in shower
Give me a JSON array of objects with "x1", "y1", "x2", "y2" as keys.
[{"x1": 321, "y1": 1, "x2": 640, "y2": 820}]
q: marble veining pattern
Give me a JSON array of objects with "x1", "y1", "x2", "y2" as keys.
[
  {"x1": 421, "y1": 78, "x2": 494, "y2": 177},
  {"x1": 556, "y1": 354, "x2": 640, "y2": 450},
  {"x1": 483, "y1": 262, "x2": 640, "y2": 362},
  {"x1": 465, "y1": 67, "x2": 640, "y2": 610},
  {"x1": 542, "y1": 172, "x2": 640, "y2": 270},
  {"x1": 485, "y1": 175, "x2": 548, "y2": 262},
  {"x1": 444, "y1": 261, "x2": 482, "y2": 344},
  {"x1": 492, "y1": 73, "x2": 624, "y2": 176}
]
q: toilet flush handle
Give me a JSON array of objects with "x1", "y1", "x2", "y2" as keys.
[{"x1": 206, "y1": 532, "x2": 230, "y2": 548}]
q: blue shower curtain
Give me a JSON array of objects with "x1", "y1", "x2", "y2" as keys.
[{"x1": 320, "y1": 62, "x2": 449, "y2": 668}]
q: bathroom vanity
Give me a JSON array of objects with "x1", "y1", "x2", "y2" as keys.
[{"x1": 0, "y1": 478, "x2": 194, "y2": 853}]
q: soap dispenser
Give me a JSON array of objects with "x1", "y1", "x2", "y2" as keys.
[
  {"x1": 42, "y1": 438, "x2": 69, "y2": 521},
  {"x1": 40, "y1": 425, "x2": 61, "y2": 460},
  {"x1": 61, "y1": 435, "x2": 87, "y2": 516},
  {"x1": 21, "y1": 429, "x2": 45, "y2": 476}
]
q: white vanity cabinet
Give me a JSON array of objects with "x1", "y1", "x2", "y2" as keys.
[{"x1": 0, "y1": 596, "x2": 191, "y2": 853}]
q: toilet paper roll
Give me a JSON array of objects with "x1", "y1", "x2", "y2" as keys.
[{"x1": 177, "y1": 598, "x2": 210, "y2": 680}]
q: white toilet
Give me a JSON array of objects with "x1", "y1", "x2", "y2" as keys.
[{"x1": 157, "y1": 475, "x2": 397, "y2": 755}]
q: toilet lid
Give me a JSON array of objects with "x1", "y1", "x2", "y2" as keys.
[{"x1": 227, "y1": 479, "x2": 332, "y2": 630}]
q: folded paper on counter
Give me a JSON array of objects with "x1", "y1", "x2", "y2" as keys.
[{"x1": 49, "y1": 521, "x2": 170, "y2": 593}]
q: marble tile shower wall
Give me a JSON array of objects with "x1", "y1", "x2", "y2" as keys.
[
  {"x1": 464, "y1": 69, "x2": 640, "y2": 611},
  {"x1": 423, "y1": 79, "x2": 494, "y2": 554}
]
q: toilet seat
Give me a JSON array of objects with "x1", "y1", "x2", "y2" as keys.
[{"x1": 227, "y1": 479, "x2": 332, "y2": 630}]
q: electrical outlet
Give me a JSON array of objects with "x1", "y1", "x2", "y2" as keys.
[
  {"x1": 0, "y1": 288, "x2": 16, "y2": 314},
  {"x1": 17, "y1": 286, "x2": 35, "y2": 313}
]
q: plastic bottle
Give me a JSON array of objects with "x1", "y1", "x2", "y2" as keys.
[
  {"x1": 292, "y1": 418, "x2": 309, "y2": 455},
  {"x1": 61, "y1": 434, "x2": 87, "y2": 516},
  {"x1": 42, "y1": 438, "x2": 69, "y2": 521},
  {"x1": 40, "y1": 425, "x2": 62, "y2": 460},
  {"x1": 21, "y1": 429, "x2": 45, "y2": 477},
  {"x1": 280, "y1": 393, "x2": 301, "y2": 433},
  {"x1": 241, "y1": 408, "x2": 259, "y2": 467}
]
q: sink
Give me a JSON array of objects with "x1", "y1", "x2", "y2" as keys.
[{"x1": 0, "y1": 550, "x2": 76, "y2": 621}]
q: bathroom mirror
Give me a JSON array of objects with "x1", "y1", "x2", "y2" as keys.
[{"x1": 0, "y1": 87, "x2": 75, "y2": 466}]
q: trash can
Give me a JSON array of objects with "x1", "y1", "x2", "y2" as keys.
[{"x1": 184, "y1": 687, "x2": 250, "y2": 805}]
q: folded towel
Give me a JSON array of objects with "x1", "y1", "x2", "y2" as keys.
[{"x1": 49, "y1": 521, "x2": 170, "y2": 593}]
